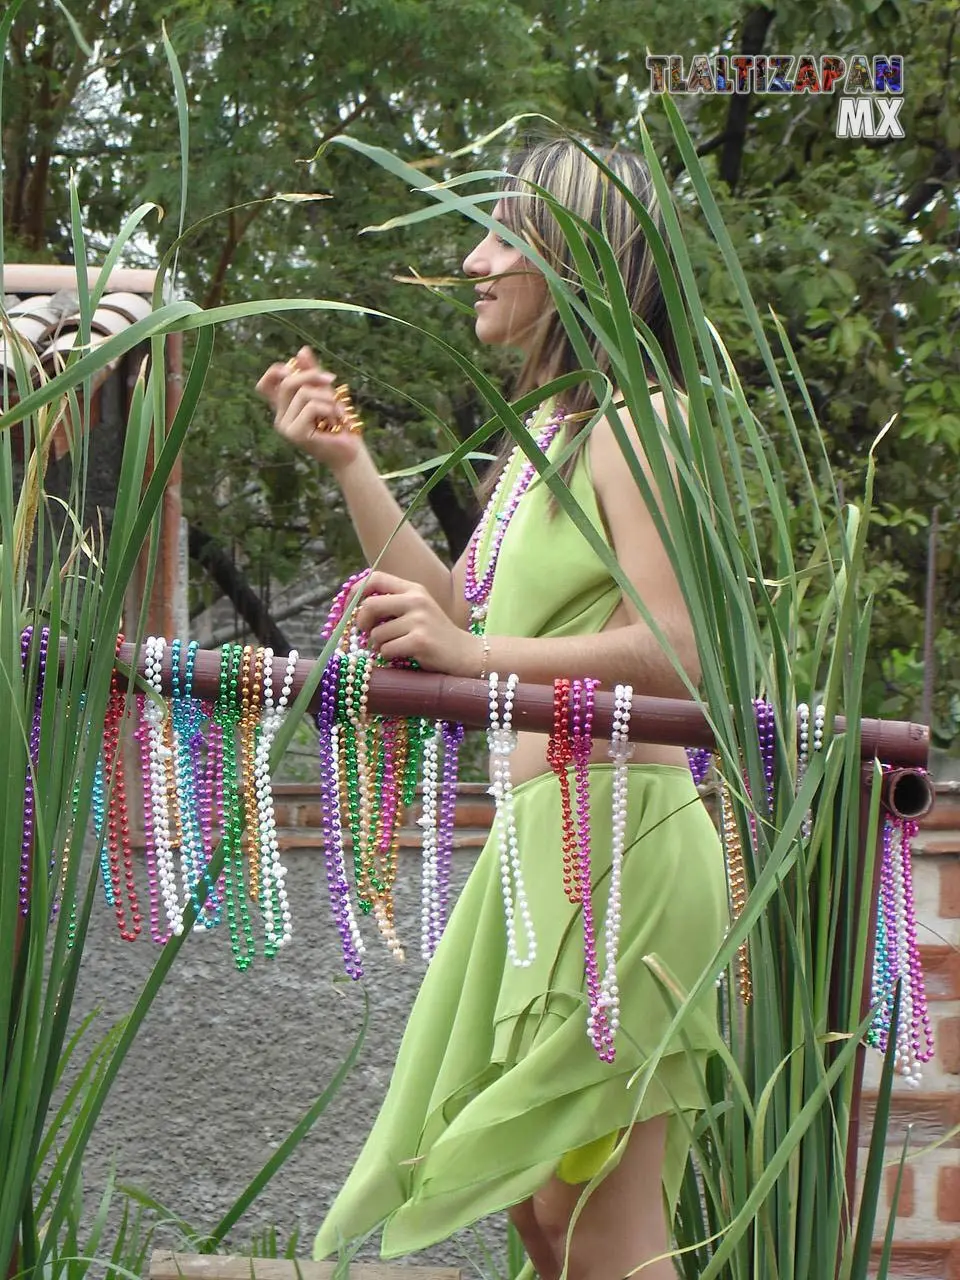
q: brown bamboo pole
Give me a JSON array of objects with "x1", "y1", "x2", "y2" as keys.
[{"x1": 111, "y1": 642, "x2": 932, "y2": 770}]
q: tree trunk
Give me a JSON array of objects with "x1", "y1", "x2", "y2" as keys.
[{"x1": 188, "y1": 524, "x2": 293, "y2": 652}]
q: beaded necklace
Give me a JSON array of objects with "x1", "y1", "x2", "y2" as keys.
[
  {"x1": 143, "y1": 636, "x2": 182, "y2": 937},
  {"x1": 19, "y1": 624, "x2": 49, "y2": 916},
  {"x1": 569, "y1": 677, "x2": 613, "y2": 1060},
  {"x1": 216, "y1": 643, "x2": 256, "y2": 970},
  {"x1": 867, "y1": 794, "x2": 935, "y2": 1084},
  {"x1": 256, "y1": 646, "x2": 296, "y2": 956},
  {"x1": 317, "y1": 651, "x2": 365, "y2": 977},
  {"x1": 464, "y1": 407, "x2": 567, "y2": 635},
  {"x1": 546, "y1": 677, "x2": 581, "y2": 904},
  {"x1": 239, "y1": 644, "x2": 263, "y2": 903},
  {"x1": 170, "y1": 638, "x2": 210, "y2": 927},
  {"x1": 416, "y1": 719, "x2": 463, "y2": 960},
  {"x1": 100, "y1": 634, "x2": 141, "y2": 940},
  {"x1": 419, "y1": 724, "x2": 441, "y2": 961},
  {"x1": 487, "y1": 671, "x2": 535, "y2": 967},
  {"x1": 597, "y1": 682, "x2": 633, "y2": 1060}
]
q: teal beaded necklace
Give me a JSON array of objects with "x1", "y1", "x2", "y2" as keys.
[{"x1": 216, "y1": 643, "x2": 256, "y2": 970}]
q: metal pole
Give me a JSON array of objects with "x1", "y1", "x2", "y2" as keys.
[{"x1": 921, "y1": 506, "x2": 938, "y2": 733}]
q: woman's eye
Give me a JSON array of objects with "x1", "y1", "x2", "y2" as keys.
[{"x1": 493, "y1": 233, "x2": 510, "y2": 247}]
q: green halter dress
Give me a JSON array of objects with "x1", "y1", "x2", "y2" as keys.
[{"x1": 313, "y1": 417, "x2": 728, "y2": 1261}]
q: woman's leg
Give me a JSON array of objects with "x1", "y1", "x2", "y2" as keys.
[
  {"x1": 509, "y1": 1199, "x2": 562, "y2": 1280},
  {"x1": 530, "y1": 1116, "x2": 676, "y2": 1280}
]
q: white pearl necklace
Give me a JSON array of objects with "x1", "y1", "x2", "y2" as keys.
[
  {"x1": 797, "y1": 702, "x2": 811, "y2": 839},
  {"x1": 488, "y1": 672, "x2": 535, "y2": 967},
  {"x1": 813, "y1": 703, "x2": 826, "y2": 752},
  {"x1": 596, "y1": 682, "x2": 632, "y2": 1043},
  {"x1": 329, "y1": 718, "x2": 365, "y2": 964},
  {"x1": 254, "y1": 647, "x2": 296, "y2": 950},
  {"x1": 144, "y1": 636, "x2": 182, "y2": 936},
  {"x1": 888, "y1": 821, "x2": 919, "y2": 1085},
  {"x1": 419, "y1": 723, "x2": 441, "y2": 961}
]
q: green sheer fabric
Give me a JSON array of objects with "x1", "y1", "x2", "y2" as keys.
[{"x1": 313, "y1": 416, "x2": 727, "y2": 1261}]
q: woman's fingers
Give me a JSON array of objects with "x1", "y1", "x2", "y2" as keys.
[
  {"x1": 254, "y1": 363, "x2": 287, "y2": 403},
  {"x1": 275, "y1": 368, "x2": 338, "y2": 419},
  {"x1": 355, "y1": 591, "x2": 408, "y2": 633},
  {"x1": 256, "y1": 346, "x2": 336, "y2": 412}
]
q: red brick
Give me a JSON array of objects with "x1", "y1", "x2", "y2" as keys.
[
  {"x1": 923, "y1": 946, "x2": 960, "y2": 1001},
  {"x1": 920, "y1": 792, "x2": 960, "y2": 831},
  {"x1": 938, "y1": 1164, "x2": 960, "y2": 1223},
  {"x1": 920, "y1": 837, "x2": 960, "y2": 855},
  {"x1": 940, "y1": 1017, "x2": 960, "y2": 1075},
  {"x1": 272, "y1": 800, "x2": 296, "y2": 827},
  {"x1": 860, "y1": 1090, "x2": 960, "y2": 1148},
  {"x1": 941, "y1": 860, "x2": 960, "y2": 917},
  {"x1": 870, "y1": 1241, "x2": 960, "y2": 1279},
  {"x1": 273, "y1": 782, "x2": 321, "y2": 797},
  {"x1": 297, "y1": 803, "x2": 325, "y2": 829},
  {"x1": 453, "y1": 799, "x2": 495, "y2": 828},
  {"x1": 885, "y1": 1162, "x2": 915, "y2": 1216}
]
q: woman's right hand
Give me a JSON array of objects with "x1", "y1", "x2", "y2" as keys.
[{"x1": 255, "y1": 346, "x2": 365, "y2": 474}]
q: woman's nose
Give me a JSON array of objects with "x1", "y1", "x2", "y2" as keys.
[{"x1": 462, "y1": 237, "x2": 488, "y2": 277}]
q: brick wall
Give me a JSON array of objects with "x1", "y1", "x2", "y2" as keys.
[
  {"x1": 275, "y1": 779, "x2": 960, "y2": 1276},
  {"x1": 865, "y1": 783, "x2": 960, "y2": 1279}
]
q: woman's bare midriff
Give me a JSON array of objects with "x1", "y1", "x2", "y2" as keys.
[{"x1": 496, "y1": 601, "x2": 693, "y2": 788}]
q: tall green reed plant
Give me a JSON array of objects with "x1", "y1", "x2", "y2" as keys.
[
  {"x1": 0, "y1": 5, "x2": 907, "y2": 1275},
  {"x1": 312, "y1": 109, "x2": 909, "y2": 1277},
  {"x1": 0, "y1": 9, "x2": 371, "y2": 1278}
]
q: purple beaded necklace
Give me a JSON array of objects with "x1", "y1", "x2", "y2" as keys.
[
  {"x1": 464, "y1": 407, "x2": 567, "y2": 633},
  {"x1": 868, "y1": 801, "x2": 934, "y2": 1083}
]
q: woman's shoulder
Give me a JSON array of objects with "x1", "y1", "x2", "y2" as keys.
[{"x1": 587, "y1": 387, "x2": 688, "y2": 497}]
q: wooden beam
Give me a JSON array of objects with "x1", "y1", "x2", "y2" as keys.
[{"x1": 2, "y1": 263, "x2": 158, "y2": 295}]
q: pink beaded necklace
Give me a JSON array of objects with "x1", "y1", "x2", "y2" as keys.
[{"x1": 464, "y1": 405, "x2": 567, "y2": 634}]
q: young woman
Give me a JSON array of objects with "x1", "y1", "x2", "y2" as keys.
[{"x1": 257, "y1": 138, "x2": 727, "y2": 1280}]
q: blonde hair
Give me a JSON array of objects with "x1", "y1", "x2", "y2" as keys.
[{"x1": 479, "y1": 136, "x2": 684, "y2": 501}]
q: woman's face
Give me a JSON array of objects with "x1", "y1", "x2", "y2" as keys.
[{"x1": 462, "y1": 202, "x2": 548, "y2": 351}]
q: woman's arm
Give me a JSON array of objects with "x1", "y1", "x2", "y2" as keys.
[
  {"x1": 331, "y1": 446, "x2": 461, "y2": 620},
  {"x1": 258, "y1": 346, "x2": 461, "y2": 619}
]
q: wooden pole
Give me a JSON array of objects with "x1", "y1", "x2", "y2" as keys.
[{"x1": 110, "y1": 641, "x2": 933, "y2": 771}]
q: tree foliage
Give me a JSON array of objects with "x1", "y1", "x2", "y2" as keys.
[{"x1": 4, "y1": 0, "x2": 959, "y2": 740}]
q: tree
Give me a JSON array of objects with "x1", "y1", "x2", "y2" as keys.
[{"x1": 4, "y1": 0, "x2": 959, "y2": 739}]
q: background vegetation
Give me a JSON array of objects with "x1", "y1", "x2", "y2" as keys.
[{"x1": 4, "y1": 0, "x2": 958, "y2": 746}]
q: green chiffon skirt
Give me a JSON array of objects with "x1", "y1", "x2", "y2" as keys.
[{"x1": 313, "y1": 763, "x2": 728, "y2": 1260}]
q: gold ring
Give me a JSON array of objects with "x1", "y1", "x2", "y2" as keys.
[{"x1": 286, "y1": 356, "x2": 300, "y2": 373}]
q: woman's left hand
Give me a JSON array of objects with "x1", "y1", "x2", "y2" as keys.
[{"x1": 354, "y1": 571, "x2": 481, "y2": 676}]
